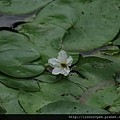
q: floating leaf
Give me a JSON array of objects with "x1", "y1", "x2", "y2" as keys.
[
  {"x1": 73, "y1": 56, "x2": 120, "y2": 85},
  {"x1": 18, "y1": 23, "x2": 79, "y2": 64},
  {"x1": 18, "y1": 23, "x2": 63, "y2": 64},
  {"x1": 113, "y1": 37, "x2": 120, "y2": 46},
  {"x1": 39, "y1": 101, "x2": 109, "y2": 114},
  {"x1": 18, "y1": 79, "x2": 83, "y2": 113},
  {"x1": 0, "y1": 31, "x2": 44, "y2": 78},
  {"x1": 0, "y1": 0, "x2": 53, "y2": 15},
  {"x1": 85, "y1": 85, "x2": 119, "y2": 109},
  {"x1": 68, "y1": 73, "x2": 94, "y2": 90},
  {"x1": 0, "y1": 73, "x2": 39, "y2": 92},
  {"x1": 80, "y1": 81, "x2": 115, "y2": 104},
  {"x1": 17, "y1": 0, "x2": 120, "y2": 61},
  {"x1": 33, "y1": 0, "x2": 77, "y2": 29},
  {"x1": 0, "y1": 83, "x2": 25, "y2": 114},
  {"x1": 0, "y1": 0, "x2": 120, "y2": 114},
  {"x1": 61, "y1": 0, "x2": 120, "y2": 52},
  {"x1": 35, "y1": 71, "x2": 61, "y2": 83},
  {"x1": 33, "y1": 0, "x2": 120, "y2": 52}
]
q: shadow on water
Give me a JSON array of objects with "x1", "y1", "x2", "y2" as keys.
[
  {"x1": 0, "y1": 9, "x2": 39, "y2": 30},
  {"x1": 0, "y1": 14, "x2": 27, "y2": 29},
  {"x1": 0, "y1": 13, "x2": 32, "y2": 32},
  {"x1": 80, "y1": 45, "x2": 107, "y2": 56}
]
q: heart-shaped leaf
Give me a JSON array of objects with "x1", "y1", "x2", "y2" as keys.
[{"x1": 0, "y1": 31, "x2": 44, "y2": 78}]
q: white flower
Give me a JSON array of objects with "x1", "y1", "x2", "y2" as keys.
[{"x1": 48, "y1": 50, "x2": 73, "y2": 76}]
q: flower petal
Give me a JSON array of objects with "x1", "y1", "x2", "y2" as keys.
[
  {"x1": 61, "y1": 67, "x2": 70, "y2": 76},
  {"x1": 52, "y1": 67, "x2": 62, "y2": 75},
  {"x1": 48, "y1": 58, "x2": 60, "y2": 67},
  {"x1": 66, "y1": 56, "x2": 73, "y2": 66},
  {"x1": 57, "y1": 50, "x2": 67, "y2": 62}
]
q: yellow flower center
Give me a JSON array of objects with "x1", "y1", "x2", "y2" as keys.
[{"x1": 61, "y1": 62, "x2": 67, "y2": 68}]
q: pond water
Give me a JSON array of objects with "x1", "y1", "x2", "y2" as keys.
[{"x1": 0, "y1": 12, "x2": 36, "y2": 30}]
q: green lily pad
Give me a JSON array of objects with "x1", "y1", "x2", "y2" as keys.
[
  {"x1": 72, "y1": 56, "x2": 120, "y2": 85},
  {"x1": 85, "y1": 85, "x2": 119, "y2": 109},
  {"x1": 33, "y1": 0, "x2": 120, "y2": 52},
  {"x1": 0, "y1": 0, "x2": 120, "y2": 115},
  {"x1": 0, "y1": 30, "x2": 45, "y2": 78},
  {"x1": 0, "y1": 83, "x2": 25, "y2": 114},
  {"x1": 33, "y1": 0, "x2": 77, "y2": 29},
  {"x1": 18, "y1": 79, "x2": 83, "y2": 113},
  {"x1": 113, "y1": 37, "x2": 120, "y2": 46},
  {"x1": 0, "y1": 0, "x2": 53, "y2": 15},
  {"x1": 62, "y1": 0, "x2": 120, "y2": 52},
  {"x1": 35, "y1": 71, "x2": 61, "y2": 83},
  {"x1": 39, "y1": 101, "x2": 109, "y2": 114},
  {"x1": 18, "y1": 23, "x2": 79, "y2": 64},
  {"x1": 0, "y1": 73, "x2": 40, "y2": 92},
  {"x1": 18, "y1": 23, "x2": 63, "y2": 64}
]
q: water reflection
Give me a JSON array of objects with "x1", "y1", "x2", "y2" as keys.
[
  {"x1": 0, "y1": 12, "x2": 35, "y2": 28},
  {"x1": 80, "y1": 45, "x2": 107, "y2": 56}
]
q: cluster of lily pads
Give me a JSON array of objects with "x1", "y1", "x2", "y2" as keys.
[{"x1": 0, "y1": 0, "x2": 120, "y2": 114}]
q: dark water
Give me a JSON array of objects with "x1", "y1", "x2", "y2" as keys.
[{"x1": 0, "y1": 11, "x2": 37, "y2": 32}]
